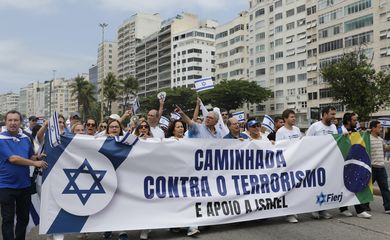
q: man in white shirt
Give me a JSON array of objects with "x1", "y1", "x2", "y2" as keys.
[
  {"x1": 276, "y1": 109, "x2": 301, "y2": 142},
  {"x1": 275, "y1": 109, "x2": 300, "y2": 223},
  {"x1": 146, "y1": 98, "x2": 165, "y2": 139},
  {"x1": 306, "y1": 106, "x2": 337, "y2": 219}
]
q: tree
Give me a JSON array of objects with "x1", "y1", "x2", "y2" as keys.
[
  {"x1": 119, "y1": 76, "x2": 139, "y2": 112},
  {"x1": 321, "y1": 50, "x2": 390, "y2": 121},
  {"x1": 139, "y1": 87, "x2": 197, "y2": 116},
  {"x1": 100, "y1": 72, "x2": 119, "y2": 116},
  {"x1": 70, "y1": 76, "x2": 96, "y2": 120},
  {"x1": 199, "y1": 79, "x2": 272, "y2": 112}
]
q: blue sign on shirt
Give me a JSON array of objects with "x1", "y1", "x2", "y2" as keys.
[{"x1": 0, "y1": 132, "x2": 33, "y2": 189}]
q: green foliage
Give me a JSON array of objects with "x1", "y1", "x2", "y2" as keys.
[
  {"x1": 70, "y1": 75, "x2": 96, "y2": 121},
  {"x1": 100, "y1": 72, "x2": 119, "y2": 115},
  {"x1": 321, "y1": 51, "x2": 390, "y2": 121},
  {"x1": 139, "y1": 87, "x2": 197, "y2": 116},
  {"x1": 199, "y1": 79, "x2": 272, "y2": 112},
  {"x1": 119, "y1": 76, "x2": 139, "y2": 112}
]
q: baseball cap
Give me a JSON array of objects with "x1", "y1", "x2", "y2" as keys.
[
  {"x1": 109, "y1": 114, "x2": 121, "y2": 121},
  {"x1": 29, "y1": 116, "x2": 38, "y2": 121},
  {"x1": 70, "y1": 112, "x2": 81, "y2": 119},
  {"x1": 247, "y1": 120, "x2": 260, "y2": 128}
]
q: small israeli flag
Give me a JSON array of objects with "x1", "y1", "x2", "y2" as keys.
[
  {"x1": 48, "y1": 112, "x2": 61, "y2": 148},
  {"x1": 232, "y1": 111, "x2": 245, "y2": 123},
  {"x1": 194, "y1": 77, "x2": 214, "y2": 92},
  {"x1": 378, "y1": 118, "x2": 390, "y2": 127},
  {"x1": 170, "y1": 112, "x2": 181, "y2": 120},
  {"x1": 199, "y1": 98, "x2": 208, "y2": 119},
  {"x1": 132, "y1": 97, "x2": 140, "y2": 114},
  {"x1": 159, "y1": 116, "x2": 170, "y2": 129},
  {"x1": 115, "y1": 131, "x2": 139, "y2": 146},
  {"x1": 261, "y1": 115, "x2": 274, "y2": 132},
  {"x1": 355, "y1": 121, "x2": 361, "y2": 131}
]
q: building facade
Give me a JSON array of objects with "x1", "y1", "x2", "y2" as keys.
[
  {"x1": 19, "y1": 82, "x2": 45, "y2": 118},
  {"x1": 117, "y1": 13, "x2": 162, "y2": 80},
  {"x1": 0, "y1": 92, "x2": 19, "y2": 115}
]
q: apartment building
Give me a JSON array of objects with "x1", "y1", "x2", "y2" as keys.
[
  {"x1": 117, "y1": 13, "x2": 162, "y2": 80},
  {"x1": 19, "y1": 82, "x2": 45, "y2": 117},
  {"x1": 171, "y1": 23, "x2": 217, "y2": 88},
  {"x1": 135, "y1": 13, "x2": 215, "y2": 96},
  {"x1": 97, "y1": 41, "x2": 118, "y2": 98},
  {"x1": 215, "y1": 11, "x2": 250, "y2": 83},
  {"x1": 0, "y1": 92, "x2": 19, "y2": 115}
]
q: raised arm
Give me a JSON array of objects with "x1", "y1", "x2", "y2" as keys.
[
  {"x1": 36, "y1": 120, "x2": 48, "y2": 144},
  {"x1": 157, "y1": 97, "x2": 164, "y2": 122},
  {"x1": 175, "y1": 105, "x2": 194, "y2": 127},
  {"x1": 192, "y1": 97, "x2": 201, "y2": 121}
]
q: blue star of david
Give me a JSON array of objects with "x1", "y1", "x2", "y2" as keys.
[
  {"x1": 62, "y1": 159, "x2": 107, "y2": 205},
  {"x1": 201, "y1": 81, "x2": 206, "y2": 86},
  {"x1": 316, "y1": 192, "x2": 326, "y2": 206}
]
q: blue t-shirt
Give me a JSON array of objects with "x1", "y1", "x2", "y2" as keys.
[
  {"x1": 0, "y1": 131, "x2": 33, "y2": 189},
  {"x1": 223, "y1": 132, "x2": 249, "y2": 139}
]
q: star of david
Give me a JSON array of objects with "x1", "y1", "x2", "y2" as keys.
[
  {"x1": 201, "y1": 81, "x2": 206, "y2": 86},
  {"x1": 62, "y1": 159, "x2": 107, "y2": 205},
  {"x1": 316, "y1": 192, "x2": 326, "y2": 206}
]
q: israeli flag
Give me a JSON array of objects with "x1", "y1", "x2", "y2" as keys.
[
  {"x1": 199, "y1": 98, "x2": 208, "y2": 119},
  {"x1": 132, "y1": 97, "x2": 140, "y2": 114},
  {"x1": 262, "y1": 115, "x2": 274, "y2": 132},
  {"x1": 378, "y1": 118, "x2": 390, "y2": 127},
  {"x1": 194, "y1": 77, "x2": 214, "y2": 92},
  {"x1": 159, "y1": 116, "x2": 170, "y2": 129},
  {"x1": 48, "y1": 112, "x2": 61, "y2": 148},
  {"x1": 115, "y1": 132, "x2": 139, "y2": 146},
  {"x1": 232, "y1": 111, "x2": 245, "y2": 123},
  {"x1": 213, "y1": 107, "x2": 229, "y2": 137},
  {"x1": 170, "y1": 112, "x2": 181, "y2": 120}
]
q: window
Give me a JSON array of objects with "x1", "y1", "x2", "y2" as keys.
[
  {"x1": 344, "y1": 31, "x2": 373, "y2": 47},
  {"x1": 318, "y1": 0, "x2": 343, "y2": 10},
  {"x1": 319, "y1": 24, "x2": 343, "y2": 39},
  {"x1": 299, "y1": 101, "x2": 307, "y2": 108},
  {"x1": 255, "y1": 20, "x2": 265, "y2": 29},
  {"x1": 256, "y1": 56, "x2": 266, "y2": 64},
  {"x1": 298, "y1": 87, "x2": 307, "y2": 95},
  {"x1": 286, "y1": 9, "x2": 294, "y2": 17},
  {"x1": 319, "y1": 39, "x2": 343, "y2": 53},
  {"x1": 297, "y1": 73, "x2": 307, "y2": 81},
  {"x1": 276, "y1": 103, "x2": 284, "y2": 111},
  {"x1": 344, "y1": 0, "x2": 371, "y2": 16},
  {"x1": 216, "y1": 31, "x2": 228, "y2": 39},
  {"x1": 308, "y1": 92, "x2": 318, "y2": 100},
  {"x1": 319, "y1": 88, "x2": 333, "y2": 98},
  {"x1": 255, "y1": 32, "x2": 266, "y2": 41},
  {"x1": 275, "y1": 38, "x2": 283, "y2": 47},
  {"x1": 275, "y1": 51, "x2": 283, "y2": 59},
  {"x1": 275, "y1": 90, "x2": 284, "y2": 97},
  {"x1": 255, "y1": 8, "x2": 265, "y2": 17},
  {"x1": 297, "y1": 18, "x2": 306, "y2": 27},
  {"x1": 275, "y1": 0, "x2": 282, "y2": 8},
  {"x1": 275, "y1": 12, "x2": 283, "y2": 20},
  {"x1": 276, "y1": 77, "x2": 284, "y2": 84},
  {"x1": 256, "y1": 68, "x2": 266, "y2": 76},
  {"x1": 297, "y1": 60, "x2": 306, "y2": 68},
  {"x1": 275, "y1": 64, "x2": 284, "y2": 72},
  {"x1": 286, "y1": 22, "x2": 295, "y2": 30},
  {"x1": 287, "y1": 88, "x2": 296, "y2": 96},
  {"x1": 275, "y1": 25, "x2": 283, "y2": 33},
  {"x1": 296, "y1": 5, "x2": 306, "y2": 14},
  {"x1": 287, "y1": 62, "x2": 295, "y2": 70},
  {"x1": 307, "y1": 5, "x2": 316, "y2": 15},
  {"x1": 318, "y1": 8, "x2": 343, "y2": 25},
  {"x1": 287, "y1": 75, "x2": 296, "y2": 83},
  {"x1": 255, "y1": 44, "x2": 265, "y2": 52},
  {"x1": 344, "y1": 14, "x2": 373, "y2": 32}
]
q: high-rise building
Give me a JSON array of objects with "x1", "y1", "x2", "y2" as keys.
[
  {"x1": 215, "y1": 11, "x2": 249, "y2": 83},
  {"x1": 0, "y1": 92, "x2": 19, "y2": 115},
  {"x1": 135, "y1": 13, "x2": 218, "y2": 96},
  {"x1": 248, "y1": 0, "x2": 390, "y2": 126},
  {"x1": 117, "y1": 13, "x2": 162, "y2": 80},
  {"x1": 97, "y1": 41, "x2": 118, "y2": 100},
  {"x1": 171, "y1": 23, "x2": 218, "y2": 88},
  {"x1": 19, "y1": 82, "x2": 45, "y2": 117},
  {"x1": 89, "y1": 64, "x2": 98, "y2": 99}
]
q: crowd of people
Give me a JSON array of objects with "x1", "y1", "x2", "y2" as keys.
[{"x1": 1, "y1": 98, "x2": 390, "y2": 240}]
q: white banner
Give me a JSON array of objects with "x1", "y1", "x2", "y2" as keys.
[{"x1": 40, "y1": 133, "x2": 372, "y2": 234}]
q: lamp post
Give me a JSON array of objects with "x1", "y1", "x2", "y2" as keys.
[{"x1": 99, "y1": 23, "x2": 108, "y2": 122}]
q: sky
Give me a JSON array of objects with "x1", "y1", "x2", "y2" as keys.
[{"x1": 0, "y1": 0, "x2": 248, "y2": 94}]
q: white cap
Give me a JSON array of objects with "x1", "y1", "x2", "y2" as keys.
[{"x1": 109, "y1": 114, "x2": 121, "y2": 120}]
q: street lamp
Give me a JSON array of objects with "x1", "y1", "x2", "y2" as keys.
[{"x1": 99, "y1": 23, "x2": 108, "y2": 122}]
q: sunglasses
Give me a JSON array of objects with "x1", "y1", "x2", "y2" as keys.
[
  {"x1": 250, "y1": 124, "x2": 261, "y2": 128},
  {"x1": 86, "y1": 123, "x2": 96, "y2": 127},
  {"x1": 139, "y1": 125, "x2": 149, "y2": 129}
]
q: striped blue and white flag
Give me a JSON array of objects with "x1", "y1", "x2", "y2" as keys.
[
  {"x1": 170, "y1": 112, "x2": 181, "y2": 120},
  {"x1": 48, "y1": 112, "x2": 61, "y2": 148},
  {"x1": 194, "y1": 77, "x2": 214, "y2": 92},
  {"x1": 199, "y1": 99, "x2": 208, "y2": 119},
  {"x1": 232, "y1": 111, "x2": 245, "y2": 123},
  {"x1": 378, "y1": 118, "x2": 390, "y2": 127},
  {"x1": 262, "y1": 115, "x2": 274, "y2": 132},
  {"x1": 355, "y1": 121, "x2": 361, "y2": 131},
  {"x1": 132, "y1": 97, "x2": 140, "y2": 114},
  {"x1": 115, "y1": 131, "x2": 139, "y2": 146},
  {"x1": 159, "y1": 116, "x2": 170, "y2": 129}
]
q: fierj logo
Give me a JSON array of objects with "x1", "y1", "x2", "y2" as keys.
[{"x1": 316, "y1": 192, "x2": 343, "y2": 206}]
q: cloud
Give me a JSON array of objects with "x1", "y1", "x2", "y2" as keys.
[{"x1": 0, "y1": 39, "x2": 95, "y2": 93}]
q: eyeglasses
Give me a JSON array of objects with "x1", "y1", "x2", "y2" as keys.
[
  {"x1": 139, "y1": 125, "x2": 149, "y2": 129},
  {"x1": 109, "y1": 125, "x2": 120, "y2": 129},
  {"x1": 86, "y1": 123, "x2": 96, "y2": 127}
]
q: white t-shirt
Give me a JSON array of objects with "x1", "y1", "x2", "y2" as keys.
[
  {"x1": 306, "y1": 121, "x2": 337, "y2": 136},
  {"x1": 150, "y1": 126, "x2": 165, "y2": 139},
  {"x1": 276, "y1": 126, "x2": 301, "y2": 141}
]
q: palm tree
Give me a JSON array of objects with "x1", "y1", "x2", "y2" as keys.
[
  {"x1": 119, "y1": 76, "x2": 139, "y2": 112},
  {"x1": 100, "y1": 72, "x2": 119, "y2": 115},
  {"x1": 70, "y1": 75, "x2": 96, "y2": 120}
]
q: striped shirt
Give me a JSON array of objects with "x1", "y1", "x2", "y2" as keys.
[{"x1": 370, "y1": 135, "x2": 386, "y2": 167}]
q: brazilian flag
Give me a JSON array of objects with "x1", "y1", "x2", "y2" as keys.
[{"x1": 334, "y1": 132, "x2": 373, "y2": 204}]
